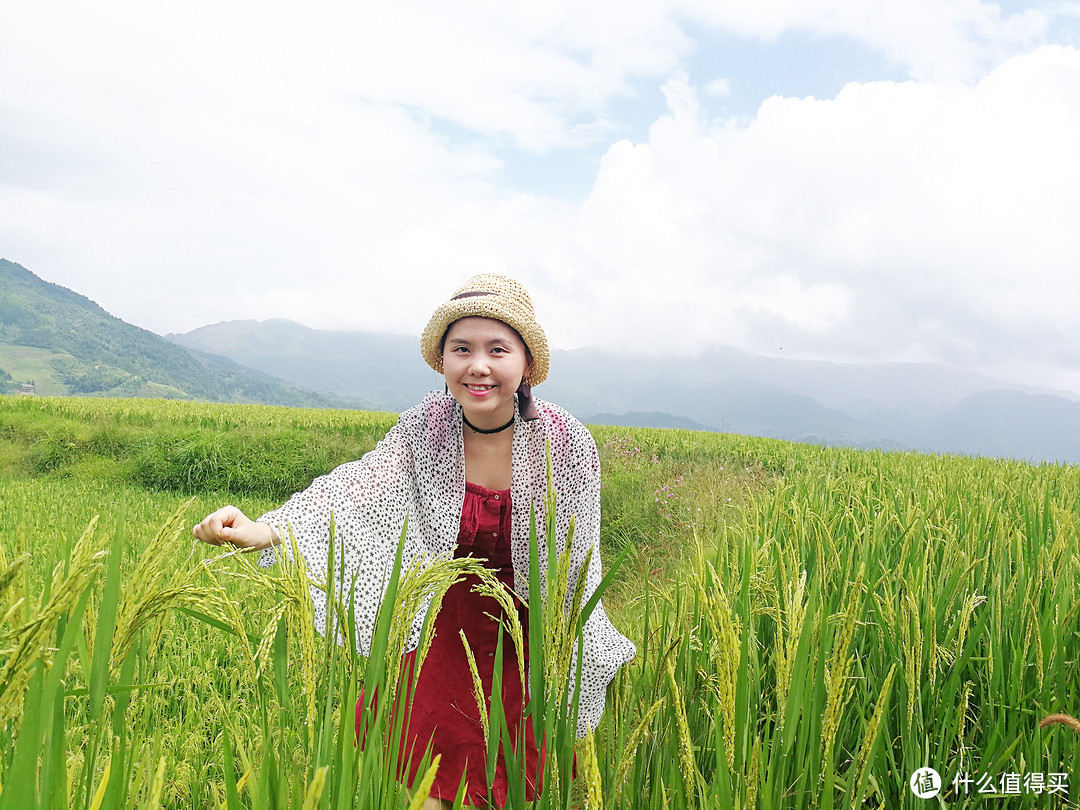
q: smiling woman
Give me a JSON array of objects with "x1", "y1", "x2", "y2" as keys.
[{"x1": 192, "y1": 273, "x2": 636, "y2": 809}]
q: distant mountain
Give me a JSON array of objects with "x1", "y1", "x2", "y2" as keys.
[
  {"x1": 0, "y1": 259, "x2": 353, "y2": 407},
  {"x1": 169, "y1": 317, "x2": 1080, "y2": 464},
  {"x1": 924, "y1": 390, "x2": 1080, "y2": 463},
  {"x1": 167, "y1": 318, "x2": 436, "y2": 411}
]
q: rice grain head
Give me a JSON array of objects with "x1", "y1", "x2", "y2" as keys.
[
  {"x1": 383, "y1": 555, "x2": 494, "y2": 705},
  {"x1": 953, "y1": 592, "x2": 986, "y2": 664},
  {"x1": 0, "y1": 515, "x2": 107, "y2": 728},
  {"x1": 955, "y1": 680, "x2": 975, "y2": 772},
  {"x1": 819, "y1": 566, "x2": 863, "y2": 767},
  {"x1": 581, "y1": 730, "x2": 604, "y2": 809},
  {"x1": 1023, "y1": 597, "x2": 1043, "y2": 689},
  {"x1": 253, "y1": 600, "x2": 291, "y2": 679},
  {"x1": 665, "y1": 656, "x2": 697, "y2": 803},
  {"x1": 776, "y1": 570, "x2": 808, "y2": 724},
  {"x1": 695, "y1": 558, "x2": 740, "y2": 769},
  {"x1": 460, "y1": 629, "x2": 490, "y2": 741},
  {"x1": 471, "y1": 578, "x2": 527, "y2": 691},
  {"x1": 300, "y1": 766, "x2": 328, "y2": 810},
  {"x1": 745, "y1": 735, "x2": 760, "y2": 810},
  {"x1": 407, "y1": 755, "x2": 442, "y2": 810},
  {"x1": 147, "y1": 755, "x2": 167, "y2": 810},
  {"x1": 612, "y1": 698, "x2": 663, "y2": 793},
  {"x1": 849, "y1": 663, "x2": 896, "y2": 810}
]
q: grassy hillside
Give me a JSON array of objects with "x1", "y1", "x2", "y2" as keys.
[
  {"x1": 1, "y1": 396, "x2": 1077, "y2": 808},
  {"x1": 0, "y1": 259, "x2": 349, "y2": 407}
]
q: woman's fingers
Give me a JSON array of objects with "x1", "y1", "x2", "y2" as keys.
[
  {"x1": 193, "y1": 506, "x2": 277, "y2": 549},
  {"x1": 193, "y1": 505, "x2": 244, "y2": 545}
]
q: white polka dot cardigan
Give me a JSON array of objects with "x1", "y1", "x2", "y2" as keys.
[{"x1": 257, "y1": 390, "x2": 636, "y2": 735}]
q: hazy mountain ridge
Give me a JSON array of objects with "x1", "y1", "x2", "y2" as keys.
[
  {"x1": 0, "y1": 259, "x2": 355, "y2": 407},
  {"x1": 3, "y1": 258, "x2": 1074, "y2": 463},
  {"x1": 168, "y1": 317, "x2": 1080, "y2": 464},
  {"x1": 167, "y1": 318, "x2": 433, "y2": 411}
]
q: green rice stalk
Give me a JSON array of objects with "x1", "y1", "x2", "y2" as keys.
[
  {"x1": 0, "y1": 515, "x2": 107, "y2": 729},
  {"x1": 900, "y1": 593, "x2": 918, "y2": 732},
  {"x1": 300, "y1": 766, "x2": 327, "y2": 810},
  {"x1": 469, "y1": 579, "x2": 527, "y2": 692},
  {"x1": 954, "y1": 680, "x2": 974, "y2": 773},
  {"x1": 145, "y1": 754, "x2": 167, "y2": 810},
  {"x1": 580, "y1": 730, "x2": 604, "y2": 809},
  {"x1": 665, "y1": 656, "x2": 697, "y2": 805},
  {"x1": 1024, "y1": 597, "x2": 1043, "y2": 689},
  {"x1": 286, "y1": 534, "x2": 320, "y2": 749},
  {"x1": 848, "y1": 663, "x2": 896, "y2": 810},
  {"x1": 611, "y1": 697, "x2": 663, "y2": 796},
  {"x1": 951, "y1": 592, "x2": 986, "y2": 665},
  {"x1": 776, "y1": 570, "x2": 808, "y2": 720},
  {"x1": 461, "y1": 629, "x2": 490, "y2": 741},
  {"x1": 819, "y1": 565, "x2": 863, "y2": 802},
  {"x1": 407, "y1": 754, "x2": 441, "y2": 810},
  {"x1": 253, "y1": 600, "x2": 292, "y2": 678},
  {"x1": 744, "y1": 734, "x2": 760, "y2": 810},
  {"x1": 0, "y1": 554, "x2": 26, "y2": 611},
  {"x1": 222, "y1": 724, "x2": 242, "y2": 810},
  {"x1": 692, "y1": 553, "x2": 740, "y2": 771},
  {"x1": 545, "y1": 516, "x2": 581, "y2": 708},
  {"x1": 88, "y1": 737, "x2": 116, "y2": 810}
]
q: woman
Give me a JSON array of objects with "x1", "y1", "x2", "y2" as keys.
[{"x1": 193, "y1": 274, "x2": 636, "y2": 807}]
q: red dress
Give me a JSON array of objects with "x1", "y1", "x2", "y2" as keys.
[{"x1": 356, "y1": 482, "x2": 541, "y2": 805}]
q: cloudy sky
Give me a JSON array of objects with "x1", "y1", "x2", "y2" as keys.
[{"x1": 3, "y1": 1, "x2": 1079, "y2": 394}]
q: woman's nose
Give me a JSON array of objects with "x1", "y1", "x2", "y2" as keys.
[{"x1": 468, "y1": 355, "x2": 490, "y2": 374}]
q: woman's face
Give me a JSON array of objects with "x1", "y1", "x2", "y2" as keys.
[{"x1": 442, "y1": 317, "x2": 532, "y2": 430}]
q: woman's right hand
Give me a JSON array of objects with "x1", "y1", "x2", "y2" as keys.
[{"x1": 192, "y1": 505, "x2": 279, "y2": 550}]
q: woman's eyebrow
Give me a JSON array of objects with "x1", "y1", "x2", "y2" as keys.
[{"x1": 447, "y1": 336, "x2": 515, "y2": 347}]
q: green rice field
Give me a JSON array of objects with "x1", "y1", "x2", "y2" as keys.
[{"x1": 1, "y1": 395, "x2": 1078, "y2": 808}]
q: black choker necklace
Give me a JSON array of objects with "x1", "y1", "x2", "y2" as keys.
[{"x1": 463, "y1": 414, "x2": 515, "y2": 434}]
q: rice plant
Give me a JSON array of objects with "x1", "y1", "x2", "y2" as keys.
[{"x1": 0, "y1": 397, "x2": 1078, "y2": 808}]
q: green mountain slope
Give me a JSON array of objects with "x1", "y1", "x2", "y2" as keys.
[{"x1": 0, "y1": 258, "x2": 346, "y2": 406}]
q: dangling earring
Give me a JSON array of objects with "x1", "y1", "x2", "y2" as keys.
[{"x1": 516, "y1": 375, "x2": 538, "y2": 420}]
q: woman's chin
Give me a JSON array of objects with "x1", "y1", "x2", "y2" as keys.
[{"x1": 460, "y1": 402, "x2": 514, "y2": 430}]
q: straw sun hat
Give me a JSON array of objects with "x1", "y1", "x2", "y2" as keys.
[{"x1": 421, "y1": 274, "x2": 549, "y2": 386}]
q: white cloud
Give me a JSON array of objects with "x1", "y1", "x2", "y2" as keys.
[
  {"x1": 704, "y1": 78, "x2": 733, "y2": 96},
  {"x1": 567, "y1": 47, "x2": 1080, "y2": 389}
]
